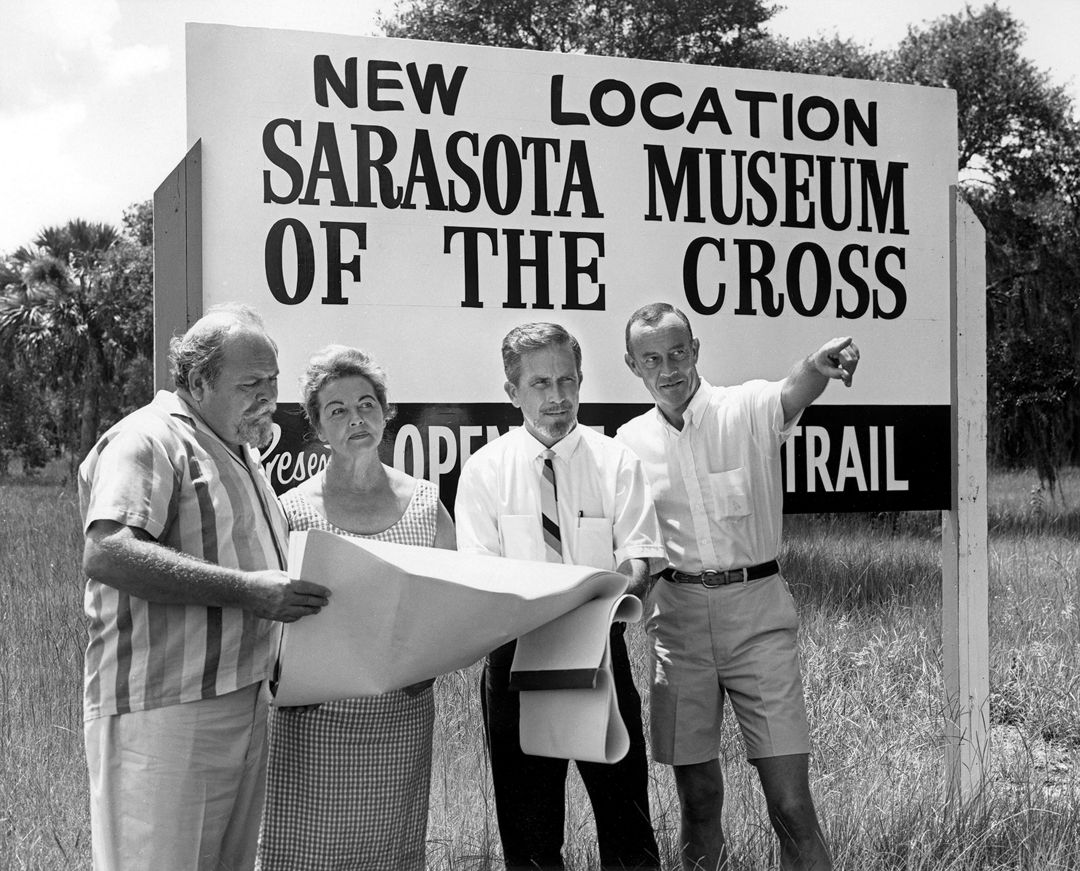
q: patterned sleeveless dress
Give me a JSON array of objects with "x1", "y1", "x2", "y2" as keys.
[{"x1": 258, "y1": 479, "x2": 440, "y2": 871}]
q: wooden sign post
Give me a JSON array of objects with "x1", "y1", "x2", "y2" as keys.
[{"x1": 942, "y1": 191, "x2": 989, "y2": 801}]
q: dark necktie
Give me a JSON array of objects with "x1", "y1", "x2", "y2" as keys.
[{"x1": 539, "y1": 449, "x2": 562, "y2": 563}]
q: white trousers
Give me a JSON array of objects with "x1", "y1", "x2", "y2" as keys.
[{"x1": 84, "y1": 683, "x2": 268, "y2": 871}]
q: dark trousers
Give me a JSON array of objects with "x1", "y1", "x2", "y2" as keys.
[{"x1": 481, "y1": 625, "x2": 660, "y2": 870}]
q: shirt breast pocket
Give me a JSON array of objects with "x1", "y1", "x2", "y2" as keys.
[
  {"x1": 708, "y1": 467, "x2": 751, "y2": 519},
  {"x1": 573, "y1": 516, "x2": 614, "y2": 570}
]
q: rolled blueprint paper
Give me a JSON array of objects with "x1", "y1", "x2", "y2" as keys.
[
  {"x1": 272, "y1": 529, "x2": 628, "y2": 707},
  {"x1": 511, "y1": 594, "x2": 643, "y2": 764}
]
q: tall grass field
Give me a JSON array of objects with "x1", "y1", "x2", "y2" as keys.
[{"x1": 2, "y1": 471, "x2": 1079, "y2": 869}]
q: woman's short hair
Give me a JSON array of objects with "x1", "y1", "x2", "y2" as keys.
[
  {"x1": 169, "y1": 303, "x2": 273, "y2": 391},
  {"x1": 299, "y1": 345, "x2": 395, "y2": 430},
  {"x1": 501, "y1": 322, "x2": 582, "y2": 386}
]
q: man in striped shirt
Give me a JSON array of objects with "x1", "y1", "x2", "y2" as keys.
[{"x1": 78, "y1": 304, "x2": 331, "y2": 871}]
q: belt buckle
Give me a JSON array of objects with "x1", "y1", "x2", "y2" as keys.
[{"x1": 700, "y1": 570, "x2": 723, "y2": 588}]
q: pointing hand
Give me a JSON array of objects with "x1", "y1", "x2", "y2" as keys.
[{"x1": 813, "y1": 337, "x2": 860, "y2": 387}]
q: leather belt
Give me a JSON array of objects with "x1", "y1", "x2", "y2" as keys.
[{"x1": 659, "y1": 559, "x2": 780, "y2": 588}]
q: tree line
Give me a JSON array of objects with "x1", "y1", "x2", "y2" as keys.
[
  {"x1": 0, "y1": 205, "x2": 153, "y2": 478},
  {"x1": 2, "y1": 2, "x2": 1076, "y2": 486}
]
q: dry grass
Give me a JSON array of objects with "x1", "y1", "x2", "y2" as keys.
[
  {"x1": 2, "y1": 471, "x2": 1079, "y2": 869},
  {"x1": 0, "y1": 482, "x2": 88, "y2": 868}
]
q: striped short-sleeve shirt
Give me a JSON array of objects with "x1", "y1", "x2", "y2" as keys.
[{"x1": 78, "y1": 391, "x2": 289, "y2": 721}]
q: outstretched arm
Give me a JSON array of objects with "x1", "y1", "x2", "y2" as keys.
[{"x1": 780, "y1": 337, "x2": 860, "y2": 424}]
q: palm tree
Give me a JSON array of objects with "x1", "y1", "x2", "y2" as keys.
[{"x1": 0, "y1": 219, "x2": 150, "y2": 468}]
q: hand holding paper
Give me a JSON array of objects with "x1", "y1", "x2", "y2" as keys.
[{"x1": 273, "y1": 530, "x2": 642, "y2": 761}]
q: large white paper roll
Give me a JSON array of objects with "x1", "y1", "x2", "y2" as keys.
[
  {"x1": 273, "y1": 530, "x2": 629, "y2": 707},
  {"x1": 511, "y1": 594, "x2": 643, "y2": 764}
]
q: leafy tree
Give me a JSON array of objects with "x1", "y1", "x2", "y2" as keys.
[
  {"x1": 0, "y1": 341, "x2": 53, "y2": 475},
  {"x1": 977, "y1": 183, "x2": 1080, "y2": 484},
  {"x1": 382, "y1": 0, "x2": 777, "y2": 65},
  {"x1": 750, "y1": 33, "x2": 886, "y2": 79},
  {"x1": 0, "y1": 215, "x2": 153, "y2": 472},
  {"x1": 122, "y1": 200, "x2": 154, "y2": 247},
  {"x1": 886, "y1": 3, "x2": 1076, "y2": 181},
  {"x1": 883, "y1": 5, "x2": 1080, "y2": 484}
]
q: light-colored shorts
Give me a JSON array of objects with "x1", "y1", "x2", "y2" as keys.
[{"x1": 645, "y1": 572, "x2": 810, "y2": 765}]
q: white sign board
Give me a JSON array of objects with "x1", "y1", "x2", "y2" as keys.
[{"x1": 185, "y1": 23, "x2": 957, "y2": 508}]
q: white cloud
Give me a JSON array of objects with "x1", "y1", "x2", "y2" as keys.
[
  {"x1": 46, "y1": 0, "x2": 121, "y2": 56},
  {"x1": 105, "y1": 42, "x2": 172, "y2": 86},
  {"x1": 0, "y1": 0, "x2": 169, "y2": 110}
]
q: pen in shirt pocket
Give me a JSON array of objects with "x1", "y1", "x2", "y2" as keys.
[{"x1": 578, "y1": 510, "x2": 584, "y2": 526}]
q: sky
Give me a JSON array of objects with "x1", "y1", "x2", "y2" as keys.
[{"x1": 1, "y1": 0, "x2": 1078, "y2": 255}]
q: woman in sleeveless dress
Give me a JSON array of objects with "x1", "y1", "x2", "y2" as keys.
[{"x1": 258, "y1": 345, "x2": 455, "y2": 871}]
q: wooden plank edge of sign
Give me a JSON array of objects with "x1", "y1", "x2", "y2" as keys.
[
  {"x1": 942, "y1": 187, "x2": 990, "y2": 804},
  {"x1": 152, "y1": 141, "x2": 203, "y2": 392}
]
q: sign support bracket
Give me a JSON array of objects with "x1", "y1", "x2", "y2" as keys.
[{"x1": 152, "y1": 140, "x2": 203, "y2": 391}]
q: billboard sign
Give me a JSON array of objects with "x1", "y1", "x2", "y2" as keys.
[{"x1": 186, "y1": 23, "x2": 958, "y2": 510}]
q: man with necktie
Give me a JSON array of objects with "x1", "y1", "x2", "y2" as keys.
[{"x1": 455, "y1": 322, "x2": 665, "y2": 870}]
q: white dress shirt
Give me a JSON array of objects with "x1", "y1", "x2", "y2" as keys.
[
  {"x1": 616, "y1": 379, "x2": 800, "y2": 572},
  {"x1": 455, "y1": 424, "x2": 666, "y2": 573}
]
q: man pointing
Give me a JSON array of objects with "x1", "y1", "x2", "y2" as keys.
[{"x1": 618, "y1": 302, "x2": 859, "y2": 871}]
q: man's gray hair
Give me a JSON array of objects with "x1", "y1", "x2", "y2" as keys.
[
  {"x1": 501, "y1": 322, "x2": 582, "y2": 386},
  {"x1": 169, "y1": 303, "x2": 275, "y2": 391}
]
